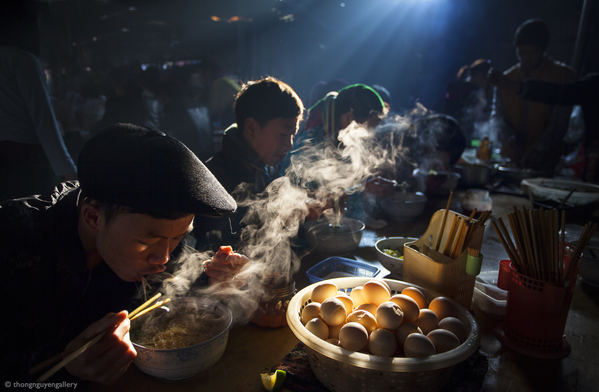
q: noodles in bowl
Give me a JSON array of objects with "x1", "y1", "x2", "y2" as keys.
[{"x1": 131, "y1": 298, "x2": 232, "y2": 380}]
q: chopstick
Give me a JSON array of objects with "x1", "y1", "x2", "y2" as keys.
[
  {"x1": 436, "y1": 192, "x2": 453, "y2": 251},
  {"x1": 31, "y1": 293, "x2": 168, "y2": 382}
]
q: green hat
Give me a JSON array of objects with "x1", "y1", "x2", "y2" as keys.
[{"x1": 78, "y1": 123, "x2": 236, "y2": 217}]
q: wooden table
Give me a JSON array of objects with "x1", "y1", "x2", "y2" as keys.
[{"x1": 87, "y1": 193, "x2": 599, "y2": 392}]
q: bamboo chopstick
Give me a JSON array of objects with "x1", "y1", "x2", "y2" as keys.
[
  {"x1": 443, "y1": 215, "x2": 459, "y2": 256},
  {"x1": 436, "y1": 192, "x2": 453, "y2": 251},
  {"x1": 32, "y1": 293, "x2": 169, "y2": 382}
]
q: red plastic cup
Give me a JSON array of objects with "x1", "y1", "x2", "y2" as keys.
[{"x1": 497, "y1": 259, "x2": 511, "y2": 291}]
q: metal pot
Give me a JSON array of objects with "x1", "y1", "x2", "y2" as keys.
[
  {"x1": 454, "y1": 164, "x2": 495, "y2": 188},
  {"x1": 494, "y1": 165, "x2": 554, "y2": 186}
]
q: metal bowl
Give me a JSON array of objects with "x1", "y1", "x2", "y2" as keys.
[
  {"x1": 494, "y1": 164, "x2": 553, "y2": 186},
  {"x1": 304, "y1": 217, "x2": 365, "y2": 255},
  {"x1": 454, "y1": 164, "x2": 495, "y2": 188}
]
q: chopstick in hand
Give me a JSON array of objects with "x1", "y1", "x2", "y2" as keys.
[{"x1": 31, "y1": 293, "x2": 168, "y2": 382}]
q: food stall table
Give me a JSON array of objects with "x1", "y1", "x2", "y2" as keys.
[{"x1": 86, "y1": 193, "x2": 599, "y2": 392}]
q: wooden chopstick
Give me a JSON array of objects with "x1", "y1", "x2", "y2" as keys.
[
  {"x1": 31, "y1": 293, "x2": 168, "y2": 381},
  {"x1": 435, "y1": 192, "x2": 453, "y2": 251}
]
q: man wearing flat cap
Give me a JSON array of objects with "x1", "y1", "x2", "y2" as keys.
[{"x1": 0, "y1": 123, "x2": 246, "y2": 384}]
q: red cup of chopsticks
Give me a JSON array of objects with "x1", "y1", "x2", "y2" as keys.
[{"x1": 497, "y1": 260, "x2": 511, "y2": 290}]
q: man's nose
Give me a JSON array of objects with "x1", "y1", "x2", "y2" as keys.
[{"x1": 148, "y1": 241, "x2": 170, "y2": 265}]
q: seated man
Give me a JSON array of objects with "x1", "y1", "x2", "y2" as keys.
[
  {"x1": 491, "y1": 19, "x2": 575, "y2": 170},
  {"x1": 0, "y1": 123, "x2": 246, "y2": 384},
  {"x1": 196, "y1": 77, "x2": 305, "y2": 249}
]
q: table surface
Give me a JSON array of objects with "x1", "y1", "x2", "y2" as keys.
[{"x1": 87, "y1": 192, "x2": 599, "y2": 392}]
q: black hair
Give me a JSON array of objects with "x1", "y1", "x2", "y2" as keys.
[
  {"x1": 234, "y1": 76, "x2": 304, "y2": 129},
  {"x1": 514, "y1": 19, "x2": 550, "y2": 48},
  {"x1": 412, "y1": 114, "x2": 466, "y2": 165},
  {"x1": 0, "y1": 0, "x2": 41, "y2": 56},
  {"x1": 82, "y1": 196, "x2": 191, "y2": 225},
  {"x1": 334, "y1": 84, "x2": 385, "y2": 122}
]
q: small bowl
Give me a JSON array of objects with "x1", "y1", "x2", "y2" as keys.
[
  {"x1": 304, "y1": 217, "x2": 365, "y2": 255},
  {"x1": 379, "y1": 192, "x2": 427, "y2": 221},
  {"x1": 375, "y1": 237, "x2": 418, "y2": 278},
  {"x1": 132, "y1": 298, "x2": 232, "y2": 380}
]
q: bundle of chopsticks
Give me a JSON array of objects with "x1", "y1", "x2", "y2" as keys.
[
  {"x1": 434, "y1": 192, "x2": 491, "y2": 259},
  {"x1": 491, "y1": 206, "x2": 597, "y2": 286},
  {"x1": 30, "y1": 293, "x2": 170, "y2": 382}
]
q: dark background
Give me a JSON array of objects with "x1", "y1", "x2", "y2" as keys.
[{"x1": 38, "y1": 0, "x2": 598, "y2": 112}]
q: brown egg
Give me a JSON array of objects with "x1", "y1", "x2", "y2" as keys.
[
  {"x1": 403, "y1": 333, "x2": 436, "y2": 358},
  {"x1": 427, "y1": 329, "x2": 461, "y2": 353},
  {"x1": 395, "y1": 323, "x2": 423, "y2": 348},
  {"x1": 339, "y1": 322, "x2": 369, "y2": 351},
  {"x1": 376, "y1": 302, "x2": 404, "y2": 331},
  {"x1": 320, "y1": 297, "x2": 348, "y2": 326},
  {"x1": 354, "y1": 303, "x2": 378, "y2": 315},
  {"x1": 349, "y1": 286, "x2": 367, "y2": 307},
  {"x1": 301, "y1": 302, "x2": 322, "y2": 325},
  {"x1": 305, "y1": 318, "x2": 329, "y2": 340},
  {"x1": 428, "y1": 297, "x2": 454, "y2": 321},
  {"x1": 438, "y1": 317, "x2": 467, "y2": 343},
  {"x1": 413, "y1": 309, "x2": 438, "y2": 335},
  {"x1": 362, "y1": 280, "x2": 391, "y2": 306},
  {"x1": 401, "y1": 287, "x2": 427, "y2": 309},
  {"x1": 389, "y1": 294, "x2": 420, "y2": 324},
  {"x1": 335, "y1": 294, "x2": 354, "y2": 314},
  {"x1": 346, "y1": 309, "x2": 378, "y2": 334},
  {"x1": 329, "y1": 323, "x2": 344, "y2": 339},
  {"x1": 326, "y1": 338, "x2": 340, "y2": 346},
  {"x1": 311, "y1": 282, "x2": 339, "y2": 303},
  {"x1": 368, "y1": 328, "x2": 397, "y2": 357}
]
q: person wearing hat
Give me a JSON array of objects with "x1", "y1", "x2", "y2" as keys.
[
  {"x1": 491, "y1": 18, "x2": 575, "y2": 170},
  {"x1": 0, "y1": 123, "x2": 244, "y2": 384}
]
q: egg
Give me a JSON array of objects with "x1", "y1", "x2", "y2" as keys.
[
  {"x1": 349, "y1": 286, "x2": 367, "y2": 307},
  {"x1": 362, "y1": 280, "x2": 391, "y2": 306},
  {"x1": 311, "y1": 282, "x2": 339, "y2": 303},
  {"x1": 401, "y1": 287, "x2": 427, "y2": 309},
  {"x1": 329, "y1": 323, "x2": 344, "y2": 339},
  {"x1": 326, "y1": 338, "x2": 340, "y2": 346},
  {"x1": 305, "y1": 318, "x2": 329, "y2": 340},
  {"x1": 368, "y1": 328, "x2": 397, "y2": 357},
  {"x1": 376, "y1": 302, "x2": 404, "y2": 330},
  {"x1": 301, "y1": 302, "x2": 322, "y2": 325},
  {"x1": 346, "y1": 309, "x2": 378, "y2": 334},
  {"x1": 389, "y1": 294, "x2": 420, "y2": 323},
  {"x1": 403, "y1": 333, "x2": 436, "y2": 358},
  {"x1": 427, "y1": 329, "x2": 461, "y2": 353},
  {"x1": 335, "y1": 294, "x2": 354, "y2": 314},
  {"x1": 354, "y1": 303, "x2": 378, "y2": 315},
  {"x1": 413, "y1": 309, "x2": 438, "y2": 335},
  {"x1": 428, "y1": 297, "x2": 454, "y2": 321},
  {"x1": 320, "y1": 297, "x2": 348, "y2": 326},
  {"x1": 339, "y1": 322, "x2": 369, "y2": 351},
  {"x1": 395, "y1": 323, "x2": 423, "y2": 348},
  {"x1": 438, "y1": 317, "x2": 467, "y2": 343}
]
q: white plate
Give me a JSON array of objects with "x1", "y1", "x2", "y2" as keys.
[{"x1": 521, "y1": 178, "x2": 599, "y2": 206}]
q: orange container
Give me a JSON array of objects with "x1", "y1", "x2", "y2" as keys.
[{"x1": 495, "y1": 244, "x2": 578, "y2": 358}]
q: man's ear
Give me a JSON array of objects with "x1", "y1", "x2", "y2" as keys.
[
  {"x1": 244, "y1": 118, "x2": 259, "y2": 139},
  {"x1": 80, "y1": 203, "x2": 103, "y2": 232},
  {"x1": 339, "y1": 112, "x2": 355, "y2": 129}
]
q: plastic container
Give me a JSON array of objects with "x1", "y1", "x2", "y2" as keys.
[
  {"x1": 305, "y1": 257, "x2": 387, "y2": 284},
  {"x1": 494, "y1": 244, "x2": 578, "y2": 359},
  {"x1": 286, "y1": 277, "x2": 480, "y2": 392},
  {"x1": 403, "y1": 209, "x2": 484, "y2": 309},
  {"x1": 472, "y1": 271, "x2": 507, "y2": 317}
]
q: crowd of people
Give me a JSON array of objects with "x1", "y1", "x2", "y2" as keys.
[{"x1": 1, "y1": 0, "x2": 597, "y2": 386}]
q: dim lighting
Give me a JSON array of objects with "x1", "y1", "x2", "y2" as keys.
[
  {"x1": 341, "y1": 3, "x2": 345, "y2": 7},
  {"x1": 72, "y1": 42, "x2": 76, "y2": 46},
  {"x1": 280, "y1": 14, "x2": 294, "y2": 22},
  {"x1": 85, "y1": 67, "x2": 91, "y2": 72},
  {"x1": 211, "y1": 16, "x2": 220, "y2": 21},
  {"x1": 141, "y1": 64, "x2": 147, "y2": 71},
  {"x1": 228, "y1": 16, "x2": 240, "y2": 22},
  {"x1": 129, "y1": 7, "x2": 136, "y2": 11},
  {"x1": 92, "y1": 36, "x2": 97, "y2": 41},
  {"x1": 122, "y1": 27, "x2": 130, "y2": 32}
]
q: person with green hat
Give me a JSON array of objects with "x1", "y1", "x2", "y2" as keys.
[{"x1": 0, "y1": 123, "x2": 245, "y2": 384}]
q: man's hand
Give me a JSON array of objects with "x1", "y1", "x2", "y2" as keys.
[
  {"x1": 203, "y1": 246, "x2": 250, "y2": 288},
  {"x1": 64, "y1": 311, "x2": 136, "y2": 384}
]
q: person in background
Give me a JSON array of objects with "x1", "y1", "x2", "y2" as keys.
[
  {"x1": 196, "y1": 77, "x2": 305, "y2": 250},
  {"x1": 307, "y1": 78, "x2": 350, "y2": 108},
  {"x1": 444, "y1": 59, "x2": 493, "y2": 142},
  {"x1": 0, "y1": 0, "x2": 77, "y2": 200},
  {"x1": 488, "y1": 70, "x2": 599, "y2": 181},
  {"x1": 0, "y1": 123, "x2": 246, "y2": 384},
  {"x1": 491, "y1": 19, "x2": 575, "y2": 170}
]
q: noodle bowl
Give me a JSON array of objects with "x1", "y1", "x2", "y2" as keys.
[{"x1": 131, "y1": 298, "x2": 233, "y2": 380}]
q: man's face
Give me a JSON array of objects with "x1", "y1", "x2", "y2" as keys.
[
  {"x1": 247, "y1": 117, "x2": 298, "y2": 166},
  {"x1": 517, "y1": 45, "x2": 545, "y2": 74},
  {"x1": 95, "y1": 212, "x2": 194, "y2": 282}
]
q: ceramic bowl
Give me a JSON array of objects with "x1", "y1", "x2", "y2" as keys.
[
  {"x1": 132, "y1": 298, "x2": 232, "y2": 380},
  {"x1": 379, "y1": 192, "x2": 427, "y2": 221},
  {"x1": 375, "y1": 237, "x2": 418, "y2": 278},
  {"x1": 304, "y1": 217, "x2": 365, "y2": 255}
]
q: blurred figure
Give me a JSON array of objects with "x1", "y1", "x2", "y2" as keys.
[
  {"x1": 489, "y1": 70, "x2": 599, "y2": 181},
  {"x1": 491, "y1": 19, "x2": 575, "y2": 170},
  {"x1": 444, "y1": 59, "x2": 493, "y2": 142},
  {"x1": 194, "y1": 58, "x2": 241, "y2": 129},
  {"x1": 307, "y1": 78, "x2": 349, "y2": 108},
  {"x1": 0, "y1": 0, "x2": 77, "y2": 200}
]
